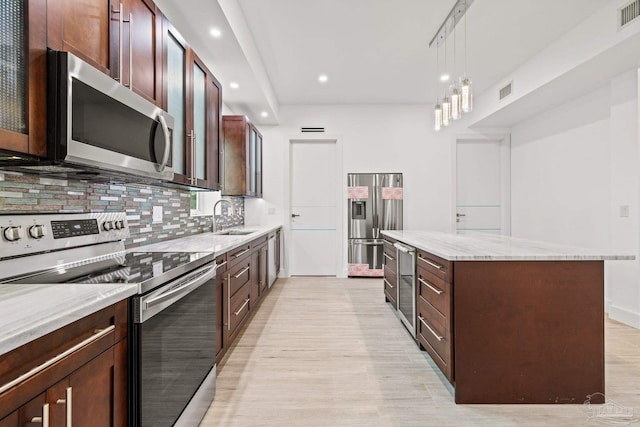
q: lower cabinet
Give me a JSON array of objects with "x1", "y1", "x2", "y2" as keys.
[
  {"x1": 0, "y1": 300, "x2": 128, "y2": 426},
  {"x1": 382, "y1": 236, "x2": 397, "y2": 308},
  {"x1": 215, "y1": 228, "x2": 281, "y2": 365}
]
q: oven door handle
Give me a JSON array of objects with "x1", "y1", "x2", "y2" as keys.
[{"x1": 139, "y1": 263, "x2": 217, "y2": 322}]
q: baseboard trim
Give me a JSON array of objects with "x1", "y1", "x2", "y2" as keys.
[{"x1": 608, "y1": 304, "x2": 640, "y2": 329}]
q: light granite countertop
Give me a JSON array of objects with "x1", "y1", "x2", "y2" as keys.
[
  {"x1": 0, "y1": 283, "x2": 138, "y2": 355},
  {"x1": 136, "y1": 224, "x2": 282, "y2": 254},
  {"x1": 0, "y1": 224, "x2": 282, "y2": 356},
  {"x1": 382, "y1": 230, "x2": 635, "y2": 261}
]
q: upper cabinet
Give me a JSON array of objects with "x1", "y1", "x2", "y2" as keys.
[
  {"x1": 47, "y1": 0, "x2": 163, "y2": 106},
  {"x1": 222, "y1": 116, "x2": 263, "y2": 197},
  {"x1": 164, "y1": 24, "x2": 221, "y2": 190},
  {"x1": 0, "y1": 0, "x2": 47, "y2": 156}
]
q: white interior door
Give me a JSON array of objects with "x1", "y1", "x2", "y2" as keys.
[
  {"x1": 456, "y1": 138, "x2": 510, "y2": 235},
  {"x1": 290, "y1": 140, "x2": 338, "y2": 275}
]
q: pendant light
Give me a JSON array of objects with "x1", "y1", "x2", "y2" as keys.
[
  {"x1": 434, "y1": 100, "x2": 442, "y2": 131},
  {"x1": 461, "y1": 1, "x2": 473, "y2": 113},
  {"x1": 450, "y1": 22, "x2": 461, "y2": 120},
  {"x1": 442, "y1": 96, "x2": 451, "y2": 126},
  {"x1": 433, "y1": 37, "x2": 443, "y2": 130}
]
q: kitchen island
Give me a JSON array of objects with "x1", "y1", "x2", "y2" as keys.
[{"x1": 381, "y1": 230, "x2": 633, "y2": 404}]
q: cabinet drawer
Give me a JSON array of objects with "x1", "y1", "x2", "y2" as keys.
[
  {"x1": 383, "y1": 255, "x2": 397, "y2": 276},
  {"x1": 229, "y1": 283, "x2": 251, "y2": 334},
  {"x1": 228, "y1": 244, "x2": 252, "y2": 267},
  {"x1": 416, "y1": 249, "x2": 452, "y2": 282},
  {"x1": 250, "y1": 235, "x2": 268, "y2": 249},
  {"x1": 417, "y1": 302, "x2": 452, "y2": 381},
  {"x1": 418, "y1": 298, "x2": 447, "y2": 336},
  {"x1": 215, "y1": 253, "x2": 228, "y2": 273},
  {"x1": 228, "y1": 257, "x2": 252, "y2": 297},
  {"x1": 417, "y1": 268, "x2": 450, "y2": 318}
]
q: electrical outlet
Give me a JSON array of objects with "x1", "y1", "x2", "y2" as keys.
[
  {"x1": 620, "y1": 205, "x2": 630, "y2": 218},
  {"x1": 153, "y1": 205, "x2": 163, "y2": 223}
]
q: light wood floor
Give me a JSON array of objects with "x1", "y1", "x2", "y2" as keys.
[{"x1": 200, "y1": 278, "x2": 640, "y2": 427}]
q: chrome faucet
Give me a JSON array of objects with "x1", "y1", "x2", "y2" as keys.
[{"x1": 213, "y1": 199, "x2": 237, "y2": 232}]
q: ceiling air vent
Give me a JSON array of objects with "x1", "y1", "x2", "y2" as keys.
[
  {"x1": 499, "y1": 82, "x2": 513, "y2": 101},
  {"x1": 301, "y1": 127, "x2": 325, "y2": 133},
  {"x1": 620, "y1": 0, "x2": 640, "y2": 29}
]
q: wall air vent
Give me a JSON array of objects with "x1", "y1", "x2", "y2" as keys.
[
  {"x1": 499, "y1": 82, "x2": 513, "y2": 100},
  {"x1": 620, "y1": 0, "x2": 640, "y2": 29},
  {"x1": 301, "y1": 127, "x2": 325, "y2": 133}
]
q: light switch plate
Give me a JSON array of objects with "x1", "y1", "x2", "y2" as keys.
[
  {"x1": 153, "y1": 205, "x2": 163, "y2": 223},
  {"x1": 268, "y1": 207, "x2": 276, "y2": 215},
  {"x1": 620, "y1": 205, "x2": 630, "y2": 218}
]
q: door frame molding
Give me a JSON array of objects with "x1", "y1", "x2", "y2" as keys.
[
  {"x1": 285, "y1": 135, "x2": 345, "y2": 277},
  {"x1": 451, "y1": 131, "x2": 511, "y2": 235}
]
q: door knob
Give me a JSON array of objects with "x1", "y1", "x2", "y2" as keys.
[{"x1": 291, "y1": 214, "x2": 300, "y2": 218}]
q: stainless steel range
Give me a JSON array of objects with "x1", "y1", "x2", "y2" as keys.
[{"x1": 0, "y1": 212, "x2": 217, "y2": 427}]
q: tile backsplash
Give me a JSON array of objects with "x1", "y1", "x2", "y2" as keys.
[{"x1": 0, "y1": 172, "x2": 244, "y2": 249}]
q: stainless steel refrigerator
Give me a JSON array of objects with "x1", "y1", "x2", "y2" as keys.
[{"x1": 348, "y1": 173, "x2": 403, "y2": 277}]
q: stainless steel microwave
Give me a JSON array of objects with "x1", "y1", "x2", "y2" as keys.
[
  {"x1": 45, "y1": 50, "x2": 174, "y2": 181},
  {"x1": 0, "y1": 51, "x2": 174, "y2": 181}
]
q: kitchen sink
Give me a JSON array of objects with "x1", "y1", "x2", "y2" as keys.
[{"x1": 214, "y1": 229, "x2": 255, "y2": 236}]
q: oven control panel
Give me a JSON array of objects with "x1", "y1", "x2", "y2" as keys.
[{"x1": 0, "y1": 212, "x2": 129, "y2": 259}]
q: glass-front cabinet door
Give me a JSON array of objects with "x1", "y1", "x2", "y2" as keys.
[
  {"x1": 166, "y1": 25, "x2": 188, "y2": 184},
  {"x1": 192, "y1": 61, "x2": 207, "y2": 184},
  {"x1": 0, "y1": 0, "x2": 46, "y2": 156},
  {"x1": 164, "y1": 24, "x2": 220, "y2": 189}
]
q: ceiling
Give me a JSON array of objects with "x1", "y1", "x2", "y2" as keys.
[{"x1": 157, "y1": 0, "x2": 610, "y2": 124}]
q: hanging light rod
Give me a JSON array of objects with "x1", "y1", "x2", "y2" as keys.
[{"x1": 428, "y1": 0, "x2": 475, "y2": 48}]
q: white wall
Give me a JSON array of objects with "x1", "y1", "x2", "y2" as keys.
[
  {"x1": 510, "y1": 70, "x2": 640, "y2": 328},
  {"x1": 510, "y1": 86, "x2": 611, "y2": 248},
  {"x1": 246, "y1": 104, "x2": 454, "y2": 276}
]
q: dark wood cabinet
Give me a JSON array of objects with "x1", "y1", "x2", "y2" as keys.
[
  {"x1": 0, "y1": 0, "x2": 47, "y2": 157},
  {"x1": 215, "y1": 229, "x2": 281, "y2": 365},
  {"x1": 47, "y1": 0, "x2": 119, "y2": 77},
  {"x1": 164, "y1": 24, "x2": 221, "y2": 190},
  {"x1": 123, "y1": 0, "x2": 163, "y2": 106},
  {"x1": 0, "y1": 301, "x2": 127, "y2": 425},
  {"x1": 382, "y1": 236, "x2": 397, "y2": 308},
  {"x1": 221, "y1": 116, "x2": 263, "y2": 197},
  {"x1": 47, "y1": 0, "x2": 163, "y2": 106},
  {"x1": 215, "y1": 254, "x2": 228, "y2": 364}
]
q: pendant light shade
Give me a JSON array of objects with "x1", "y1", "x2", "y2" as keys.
[
  {"x1": 434, "y1": 101, "x2": 443, "y2": 131},
  {"x1": 451, "y1": 86, "x2": 461, "y2": 120},
  {"x1": 461, "y1": 78, "x2": 472, "y2": 113},
  {"x1": 442, "y1": 96, "x2": 451, "y2": 126}
]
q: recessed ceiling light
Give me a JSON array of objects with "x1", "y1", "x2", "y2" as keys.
[
  {"x1": 210, "y1": 28, "x2": 222, "y2": 38},
  {"x1": 261, "y1": 111, "x2": 269, "y2": 118},
  {"x1": 229, "y1": 82, "x2": 239, "y2": 89},
  {"x1": 440, "y1": 73, "x2": 450, "y2": 82},
  {"x1": 318, "y1": 74, "x2": 328, "y2": 83}
]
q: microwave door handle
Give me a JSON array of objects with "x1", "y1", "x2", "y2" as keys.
[{"x1": 157, "y1": 114, "x2": 171, "y2": 172}]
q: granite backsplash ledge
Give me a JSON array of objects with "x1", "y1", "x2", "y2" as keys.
[{"x1": 0, "y1": 171, "x2": 244, "y2": 249}]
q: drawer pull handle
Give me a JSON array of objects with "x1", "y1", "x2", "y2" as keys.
[
  {"x1": 234, "y1": 298, "x2": 250, "y2": 316},
  {"x1": 217, "y1": 260, "x2": 227, "y2": 268},
  {"x1": 233, "y1": 248, "x2": 250, "y2": 258},
  {"x1": 227, "y1": 274, "x2": 231, "y2": 330},
  {"x1": 418, "y1": 277, "x2": 443, "y2": 295},
  {"x1": 383, "y1": 253, "x2": 394, "y2": 261},
  {"x1": 0, "y1": 326, "x2": 115, "y2": 395},
  {"x1": 233, "y1": 266, "x2": 250, "y2": 279},
  {"x1": 418, "y1": 255, "x2": 443, "y2": 271},
  {"x1": 418, "y1": 316, "x2": 443, "y2": 341},
  {"x1": 55, "y1": 387, "x2": 73, "y2": 427},
  {"x1": 383, "y1": 278, "x2": 395, "y2": 289},
  {"x1": 31, "y1": 403, "x2": 49, "y2": 426}
]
